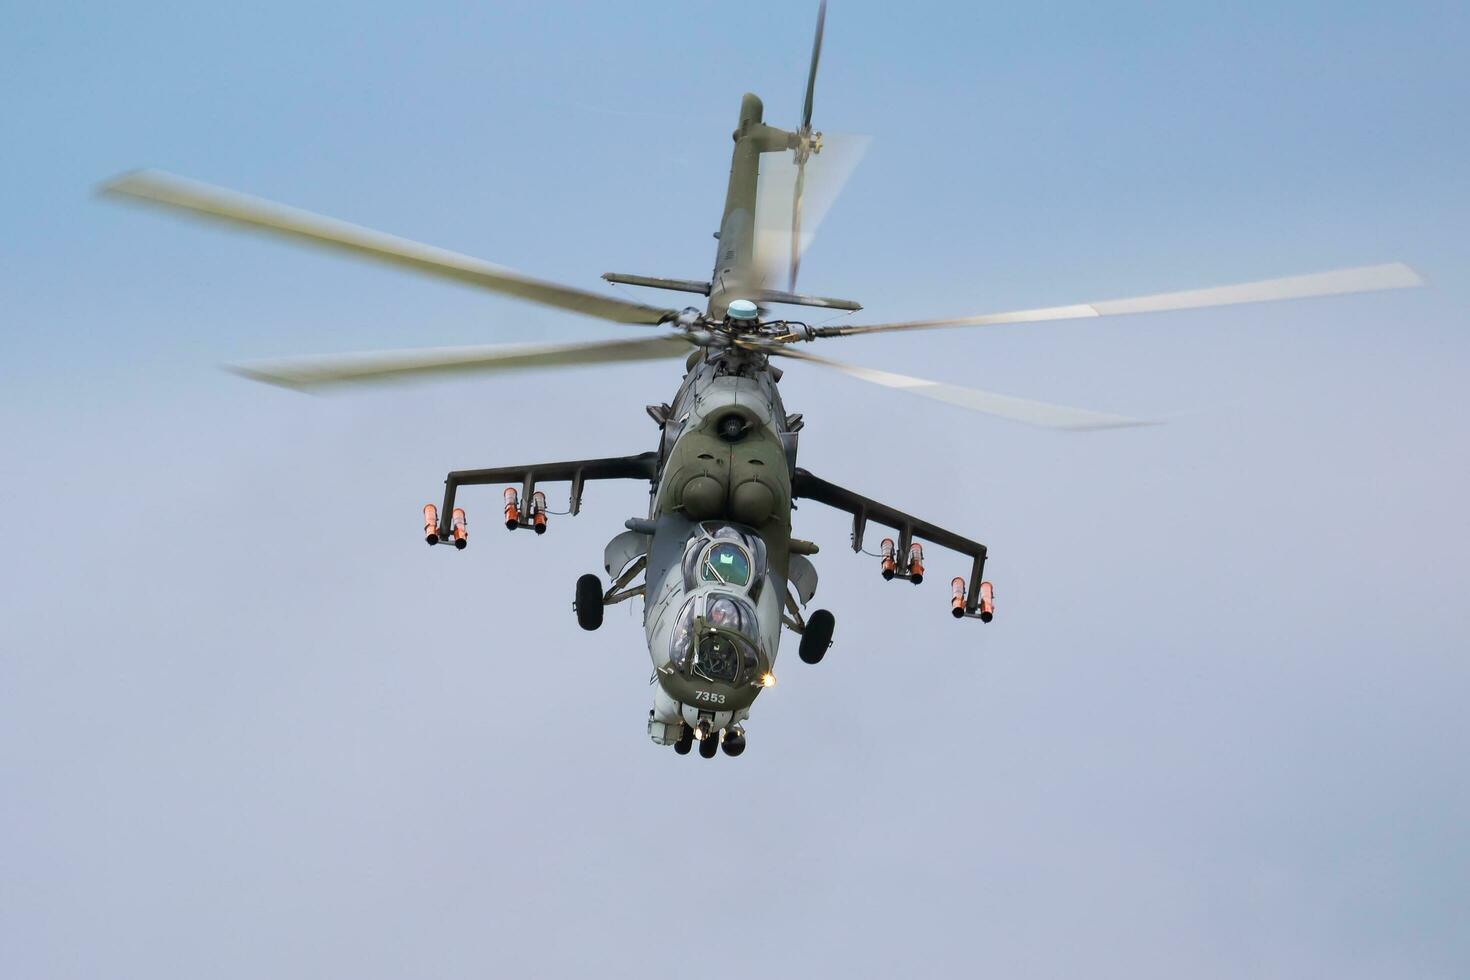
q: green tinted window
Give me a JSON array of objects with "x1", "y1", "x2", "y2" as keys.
[{"x1": 701, "y1": 543, "x2": 751, "y2": 586}]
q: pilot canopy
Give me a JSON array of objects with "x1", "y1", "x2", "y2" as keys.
[
  {"x1": 662, "y1": 522, "x2": 772, "y2": 687},
  {"x1": 679, "y1": 522, "x2": 768, "y2": 598}
]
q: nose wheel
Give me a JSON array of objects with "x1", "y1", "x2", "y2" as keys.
[
  {"x1": 697, "y1": 733, "x2": 719, "y2": 758},
  {"x1": 673, "y1": 724, "x2": 693, "y2": 754}
]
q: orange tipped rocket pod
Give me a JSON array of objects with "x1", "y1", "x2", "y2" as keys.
[
  {"x1": 979, "y1": 581, "x2": 995, "y2": 622},
  {"x1": 503, "y1": 488, "x2": 520, "y2": 530},
  {"x1": 531, "y1": 490, "x2": 548, "y2": 534},
  {"x1": 879, "y1": 538, "x2": 896, "y2": 580}
]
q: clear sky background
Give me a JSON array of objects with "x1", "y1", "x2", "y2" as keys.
[{"x1": 3, "y1": 1, "x2": 1467, "y2": 977}]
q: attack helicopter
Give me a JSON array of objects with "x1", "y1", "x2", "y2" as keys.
[{"x1": 102, "y1": 2, "x2": 1423, "y2": 758}]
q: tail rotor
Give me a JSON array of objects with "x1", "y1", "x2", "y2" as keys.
[{"x1": 788, "y1": 0, "x2": 827, "y2": 292}]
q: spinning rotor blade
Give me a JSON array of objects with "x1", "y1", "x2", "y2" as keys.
[
  {"x1": 772, "y1": 347, "x2": 1152, "y2": 430},
  {"x1": 802, "y1": 0, "x2": 826, "y2": 131},
  {"x1": 789, "y1": 161, "x2": 806, "y2": 292},
  {"x1": 788, "y1": 0, "x2": 827, "y2": 293},
  {"x1": 817, "y1": 262, "x2": 1426, "y2": 337},
  {"x1": 101, "y1": 170, "x2": 678, "y2": 326},
  {"x1": 229, "y1": 334, "x2": 691, "y2": 391},
  {"x1": 754, "y1": 132, "x2": 870, "y2": 289}
]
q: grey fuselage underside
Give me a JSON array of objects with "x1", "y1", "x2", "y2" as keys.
[{"x1": 638, "y1": 350, "x2": 796, "y2": 717}]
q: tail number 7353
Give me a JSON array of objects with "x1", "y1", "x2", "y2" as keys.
[{"x1": 693, "y1": 690, "x2": 727, "y2": 705}]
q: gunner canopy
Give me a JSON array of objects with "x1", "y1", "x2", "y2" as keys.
[{"x1": 669, "y1": 593, "x2": 763, "y2": 686}]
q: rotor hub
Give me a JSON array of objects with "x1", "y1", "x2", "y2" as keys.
[{"x1": 795, "y1": 128, "x2": 822, "y2": 165}]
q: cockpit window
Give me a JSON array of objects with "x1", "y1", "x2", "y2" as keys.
[
  {"x1": 668, "y1": 593, "x2": 763, "y2": 685},
  {"x1": 670, "y1": 601, "x2": 697, "y2": 670},
  {"x1": 694, "y1": 633, "x2": 742, "y2": 683},
  {"x1": 706, "y1": 596, "x2": 741, "y2": 629},
  {"x1": 681, "y1": 522, "x2": 766, "y2": 597},
  {"x1": 700, "y1": 543, "x2": 751, "y2": 587}
]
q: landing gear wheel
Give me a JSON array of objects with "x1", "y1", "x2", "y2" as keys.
[
  {"x1": 721, "y1": 732, "x2": 746, "y2": 757},
  {"x1": 698, "y1": 733, "x2": 720, "y2": 759},
  {"x1": 575, "y1": 574, "x2": 604, "y2": 631},
  {"x1": 673, "y1": 725, "x2": 693, "y2": 754},
  {"x1": 799, "y1": 609, "x2": 835, "y2": 664}
]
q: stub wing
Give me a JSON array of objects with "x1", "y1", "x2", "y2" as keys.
[
  {"x1": 792, "y1": 468, "x2": 992, "y2": 620},
  {"x1": 433, "y1": 452, "x2": 659, "y2": 540}
]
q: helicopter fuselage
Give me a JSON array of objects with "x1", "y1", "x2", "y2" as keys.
[
  {"x1": 630, "y1": 91, "x2": 816, "y2": 742},
  {"x1": 636, "y1": 350, "x2": 798, "y2": 742}
]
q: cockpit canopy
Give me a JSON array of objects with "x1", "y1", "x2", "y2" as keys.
[
  {"x1": 702, "y1": 542, "x2": 751, "y2": 586},
  {"x1": 680, "y1": 522, "x2": 767, "y2": 597},
  {"x1": 669, "y1": 592, "x2": 764, "y2": 686}
]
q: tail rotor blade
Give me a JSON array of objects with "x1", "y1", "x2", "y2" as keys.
[
  {"x1": 754, "y1": 132, "x2": 870, "y2": 290},
  {"x1": 789, "y1": 0, "x2": 827, "y2": 293},
  {"x1": 802, "y1": 0, "x2": 827, "y2": 130},
  {"x1": 789, "y1": 157, "x2": 806, "y2": 292}
]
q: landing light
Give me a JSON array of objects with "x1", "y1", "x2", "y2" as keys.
[{"x1": 760, "y1": 672, "x2": 777, "y2": 688}]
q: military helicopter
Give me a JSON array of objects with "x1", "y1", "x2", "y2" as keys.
[{"x1": 102, "y1": 2, "x2": 1422, "y2": 758}]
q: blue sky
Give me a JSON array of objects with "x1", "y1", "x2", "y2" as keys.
[{"x1": 3, "y1": 2, "x2": 1468, "y2": 977}]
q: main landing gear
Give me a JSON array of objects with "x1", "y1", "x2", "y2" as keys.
[
  {"x1": 799, "y1": 609, "x2": 835, "y2": 664},
  {"x1": 574, "y1": 574, "x2": 603, "y2": 631}
]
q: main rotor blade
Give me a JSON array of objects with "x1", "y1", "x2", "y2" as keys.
[
  {"x1": 772, "y1": 347, "x2": 1153, "y2": 430},
  {"x1": 229, "y1": 334, "x2": 691, "y2": 391},
  {"x1": 817, "y1": 262, "x2": 1426, "y2": 338},
  {"x1": 802, "y1": 0, "x2": 827, "y2": 131},
  {"x1": 101, "y1": 170, "x2": 678, "y2": 326}
]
